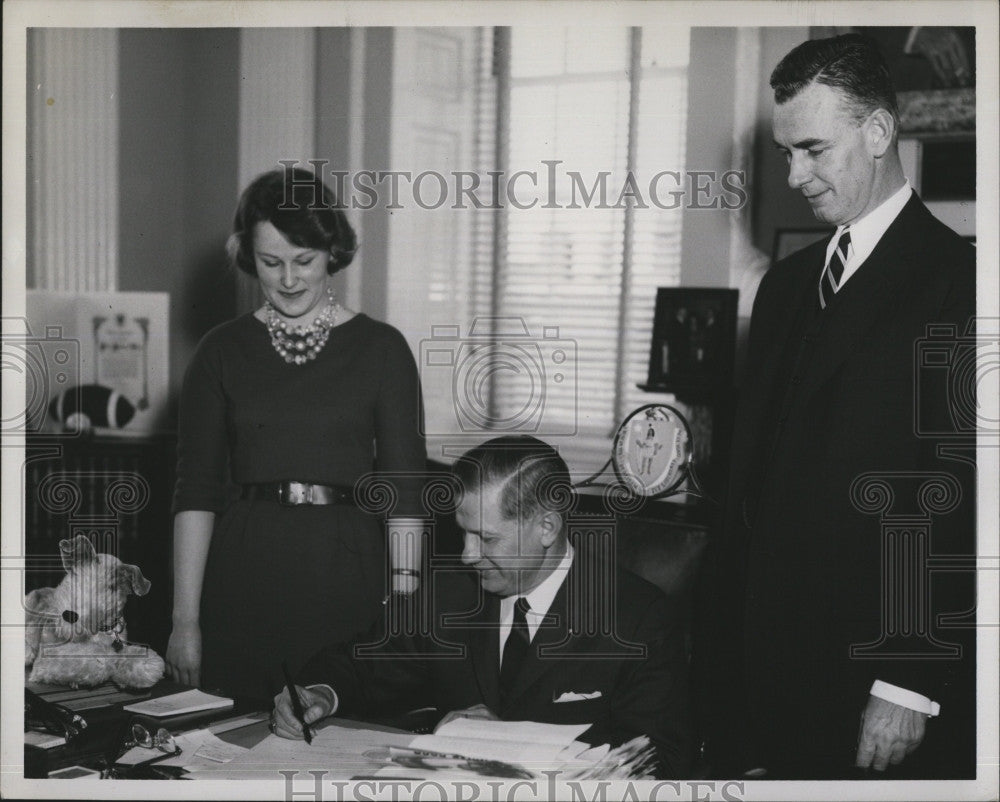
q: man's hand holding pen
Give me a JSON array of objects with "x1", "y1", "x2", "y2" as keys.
[{"x1": 272, "y1": 684, "x2": 335, "y2": 741}]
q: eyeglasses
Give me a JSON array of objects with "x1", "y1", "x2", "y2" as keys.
[
  {"x1": 101, "y1": 721, "x2": 182, "y2": 778},
  {"x1": 125, "y1": 722, "x2": 181, "y2": 756}
]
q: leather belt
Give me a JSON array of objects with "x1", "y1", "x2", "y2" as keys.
[{"x1": 241, "y1": 481, "x2": 356, "y2": 506}]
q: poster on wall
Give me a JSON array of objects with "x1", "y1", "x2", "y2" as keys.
[{"x1": 25, "y1": 291, "x2": 169, "y2": 435}]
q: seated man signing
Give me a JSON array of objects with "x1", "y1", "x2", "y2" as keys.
[{"x1": 273, "y1": 435, "x2": 692, "y2": 776}]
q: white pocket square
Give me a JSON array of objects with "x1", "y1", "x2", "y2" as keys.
[{"x1": 553, "y1": 690, "x2": 602, "y2": 703}]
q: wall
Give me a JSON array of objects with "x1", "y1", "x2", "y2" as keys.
[
  {"x1": 38, "y1": 27, "x2": 817, "y2": 421},
  {"x1": 676, "y1": 27, "x2": 820, "y2": 384},
  {"x1": 359, "y1": 28, "x2": 394, "y2": 323},
  {"x1": 117, "y1": 29, "x2": 240, "y2": 421},
  {"x1": 27, "y1": 29, "x2": 119, "y2": 292},
  {"x1": 679, "y1": 27, "x2": 738, "y2": 289},
  {"x1": 117, "y1": 28, "x2": 378, "y2": 423},
  {"x1": 680, "y1": 27, "x2": 816, "y2": 296},
  {"x1": 315, "y1": 28, "x2": 359, "y2": 309},
  {"x1": 751, "y1": 27, "x2": 816, "y2": 258}
]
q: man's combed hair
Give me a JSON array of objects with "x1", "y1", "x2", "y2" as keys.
[
  {"x1": 453, "y1": 435, "x2": 573, "y2": 522},
  {"x1": 770, "y1": 33, "x2": 899, "y2": 122}
]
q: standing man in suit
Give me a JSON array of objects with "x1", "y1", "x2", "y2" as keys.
[
  {"x1": 273, "y1": 435, "x2": 692, "y2": 777},
  {"x1": 704, "y1": 33, "x2": 976, "y2": 780}
]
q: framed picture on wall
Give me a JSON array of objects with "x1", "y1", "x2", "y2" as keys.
[
  {"x1": 641, "y1": 287, "x2": 739, "y2": 397},
  {"x1": 25, "y1": 291, "x2": 170, "y2": 435}
]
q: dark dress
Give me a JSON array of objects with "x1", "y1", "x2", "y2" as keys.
[{"x1": 173, "y1": 312, "x2": 425, "y2": 704}]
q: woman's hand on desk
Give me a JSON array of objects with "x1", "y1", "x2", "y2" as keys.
[
  {"x1": 273, "y1": 685, "x2": 335, "y2": 740},
  {"x1": 165, "y1": 622, "x2": 202, "y2": 687}
]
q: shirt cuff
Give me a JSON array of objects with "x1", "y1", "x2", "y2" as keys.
[
  {"x1": 307, "y1": 684, "x2": 339, "y2": 716},
  {"x1": 870, "y1": 679, "x2": 940, "y2": 717}
]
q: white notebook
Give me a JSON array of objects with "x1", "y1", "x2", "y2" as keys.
[{"x1": 122, "y1": 689, "x2": 233, "y2": 717}]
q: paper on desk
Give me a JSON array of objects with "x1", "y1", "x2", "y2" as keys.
[
  {"x1": 408, "y1": 734, "x2": 589, "y2": 768},
  {"x1": 24, "y1": 730, "x2": 66, "y2": 749},
  {"x1": 410, "y1": 718, "x2": 591, "y2": 768},
  {"x1": 123, "y1": 688, "x2": 233, "y2": 717},
  {"x1": 207, "y1": 711, "x2": 270, "y2": 735},
  {"x1": 184, "y1": 723, "x2": 415, "y2": 781},
  {"x1": 434, "y1": 717, "x2": 589, "y2": 744},
  {"x1": 194, "y1": 733, "x2": 250, "y2": 763},
  {"x1": 575, "y1": 743, "x2": 611, "y2": 763},
  {"x1": 112, "y1": 728, "x2": 228, "y2": 768},
  {"x1": 155, "y1": 729, "x2": 214, "y2": 767},
  {"x1": 148, "y1": 729, "x2": 250, "y2": 769}
]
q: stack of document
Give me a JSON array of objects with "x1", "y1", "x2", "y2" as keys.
[
  {"x1": 377, "y1": 718, "x2": 657, "y2": 780},
  {"x1": 183, "y1": 718, "x2": 658, "y2": 781},
  {"x1": 123, "y1": 689, "x2": 233, "y2": 717},
  {"x1": 377, "y1": 718, "x2": 591, "y2": 779},
  {"x1": 558, "y1": 736, "x2": 658, "y2": 780}
]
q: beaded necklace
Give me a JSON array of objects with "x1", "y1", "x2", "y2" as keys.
[{"x1": 264, "y1": 288, "x2": 340, "y2": 365}]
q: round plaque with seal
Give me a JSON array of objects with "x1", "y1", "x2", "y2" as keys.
[{"x1": 611, "y1": 404, "x2": 693, "y2": 497}]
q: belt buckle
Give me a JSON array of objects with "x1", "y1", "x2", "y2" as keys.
[{"x1": 279, "y1": 482, "x2": 311, "y2": 505}]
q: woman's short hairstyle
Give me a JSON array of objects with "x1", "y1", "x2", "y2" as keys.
[
  {"x1": 770, "y1": 33, "x2": 899, "y2": 124},
  {"x1": 453, "y1": 435, "x2": 573, "y2": 523},
  {"x1": 228, "y1": 167, "x2": 357, "y2": 276}
]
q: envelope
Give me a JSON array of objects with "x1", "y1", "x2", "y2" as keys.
[{"x1": 553, "y1": 690, "x2": 602, "y2": 703}]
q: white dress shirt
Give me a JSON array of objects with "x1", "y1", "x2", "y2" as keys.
[
  {"x1": 498, "y1": 543, "x2": 574, "y2": 662},
  {"x1": 824, "y1": 180, "x2": 912, "y2": 290}
]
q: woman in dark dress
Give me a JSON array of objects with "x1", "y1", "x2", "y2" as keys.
[{"x1": 165, "y1": 168, "x2": 426, "y2": 704}]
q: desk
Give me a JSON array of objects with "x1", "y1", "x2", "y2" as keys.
[
  {"x1": 25, "y1": 680, "x2": 422, "y2": 780},
  {"x1": 182, "y1": 718, "x2": 416, "y2": 781},
  {"x1": 24, "y1": 680, "x2": 258, "y2": 778}
]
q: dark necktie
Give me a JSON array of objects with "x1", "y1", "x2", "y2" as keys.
[
  {"x1": 819, "y1": 228, "x2": 851, "y2": 310},
  {"x1": 499, "y1": 597, "x2": 531, "y2": 702}
]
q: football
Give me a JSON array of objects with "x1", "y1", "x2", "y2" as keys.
[{"x1": 48, "y1": 384, "x2": 136, "y2": 430}]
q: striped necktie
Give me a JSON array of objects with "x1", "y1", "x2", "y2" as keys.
[{"x1": 819, "y1": 228, "x2": 851, "y2": 310}]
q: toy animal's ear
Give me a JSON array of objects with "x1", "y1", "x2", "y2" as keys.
[
  {"x1": 59, "y1": 536, "x2": 96, "y2": 572},
  {"x1": 117, "y1": 564, "x2": 151, "y2": 597}
]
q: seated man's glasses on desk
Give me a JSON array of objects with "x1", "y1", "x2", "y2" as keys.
[
  {"x1": 272, "y1": 435, "x2": 693, "y2": 779},
  {"x1": 101, "y1": 721, "x2": 181, "y2": 778}
]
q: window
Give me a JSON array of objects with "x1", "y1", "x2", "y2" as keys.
[{"x1": 427, "y1": 26, "x2": 690, "y2": 473}]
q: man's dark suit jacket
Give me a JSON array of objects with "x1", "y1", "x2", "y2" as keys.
[
  {"x1": 297, "y1": 548, "x2": 692, "y2": 777},
  {"x1": 704, "y1": 192, "x2": 976, "y2": 779}
]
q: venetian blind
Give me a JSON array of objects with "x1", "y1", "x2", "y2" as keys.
[{"x1": 485, "y1": 26, "x2": 690, "y2": 471}]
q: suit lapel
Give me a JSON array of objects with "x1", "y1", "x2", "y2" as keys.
[
  {"x1": 501, "y1": 578, "x2": 570, "y2": 707},
  {"x1": 467, "y1": 591, "x2": 502, "y2": 710},
  {"x1": 798, "y1": 193, "x2": 926, "y2": 397},
  {"x1": 729, "y1": 240, "x2": 826, "y2": 471}
]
